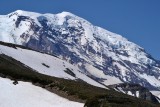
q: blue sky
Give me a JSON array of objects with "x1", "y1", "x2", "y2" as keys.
[{"x1": 0, "y1": 0, "x2": 160, "y2": 59}]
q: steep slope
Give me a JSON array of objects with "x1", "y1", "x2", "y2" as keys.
[
  {"x1": 0, "y1": 43, "x2": 159, "y2": 107},
  {"x1": 0, "y1": 10, "x2": 160, "y2": 91},
  {"x1": 0, "y1": 77, "x2": 83, "y2": 107},
  {"x1": 0, "y1": 42, "x2": 105, "y2": 88}
]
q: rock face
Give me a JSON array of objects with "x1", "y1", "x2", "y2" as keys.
[
  {"x1": 109, "y1": 83, "x2": 160, "y2": 103},
  {"x1": 0, "y1": 10, "x2": 160, "y2": 91}
]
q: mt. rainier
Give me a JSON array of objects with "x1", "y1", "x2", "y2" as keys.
[{"x1": 0, "y1": 10, "x2": 160, "y2": 92}]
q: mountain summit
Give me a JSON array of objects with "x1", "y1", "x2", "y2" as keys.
[{"x1": 0, "y1": 10, "x2": 160, "y2": 91}]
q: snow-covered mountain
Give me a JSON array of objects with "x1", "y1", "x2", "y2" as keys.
[
  {"x1": 0, "y1": 42, "x2": 159, "y2": 105},
  {"x1": 0, "y1": 10, "x2": 160, "y2": 92}
]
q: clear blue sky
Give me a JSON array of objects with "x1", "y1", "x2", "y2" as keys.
[{"x1": 0, "y1": 0, "x2": 160, "y2": 59}]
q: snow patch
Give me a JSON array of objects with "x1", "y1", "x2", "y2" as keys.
[{"x1": 0, "y1": 77, "x2": 84, "y2": 107}]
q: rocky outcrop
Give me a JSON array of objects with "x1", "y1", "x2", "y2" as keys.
[{"x1": 109, "y1": 83, "x2": 160, "y2": 103}]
